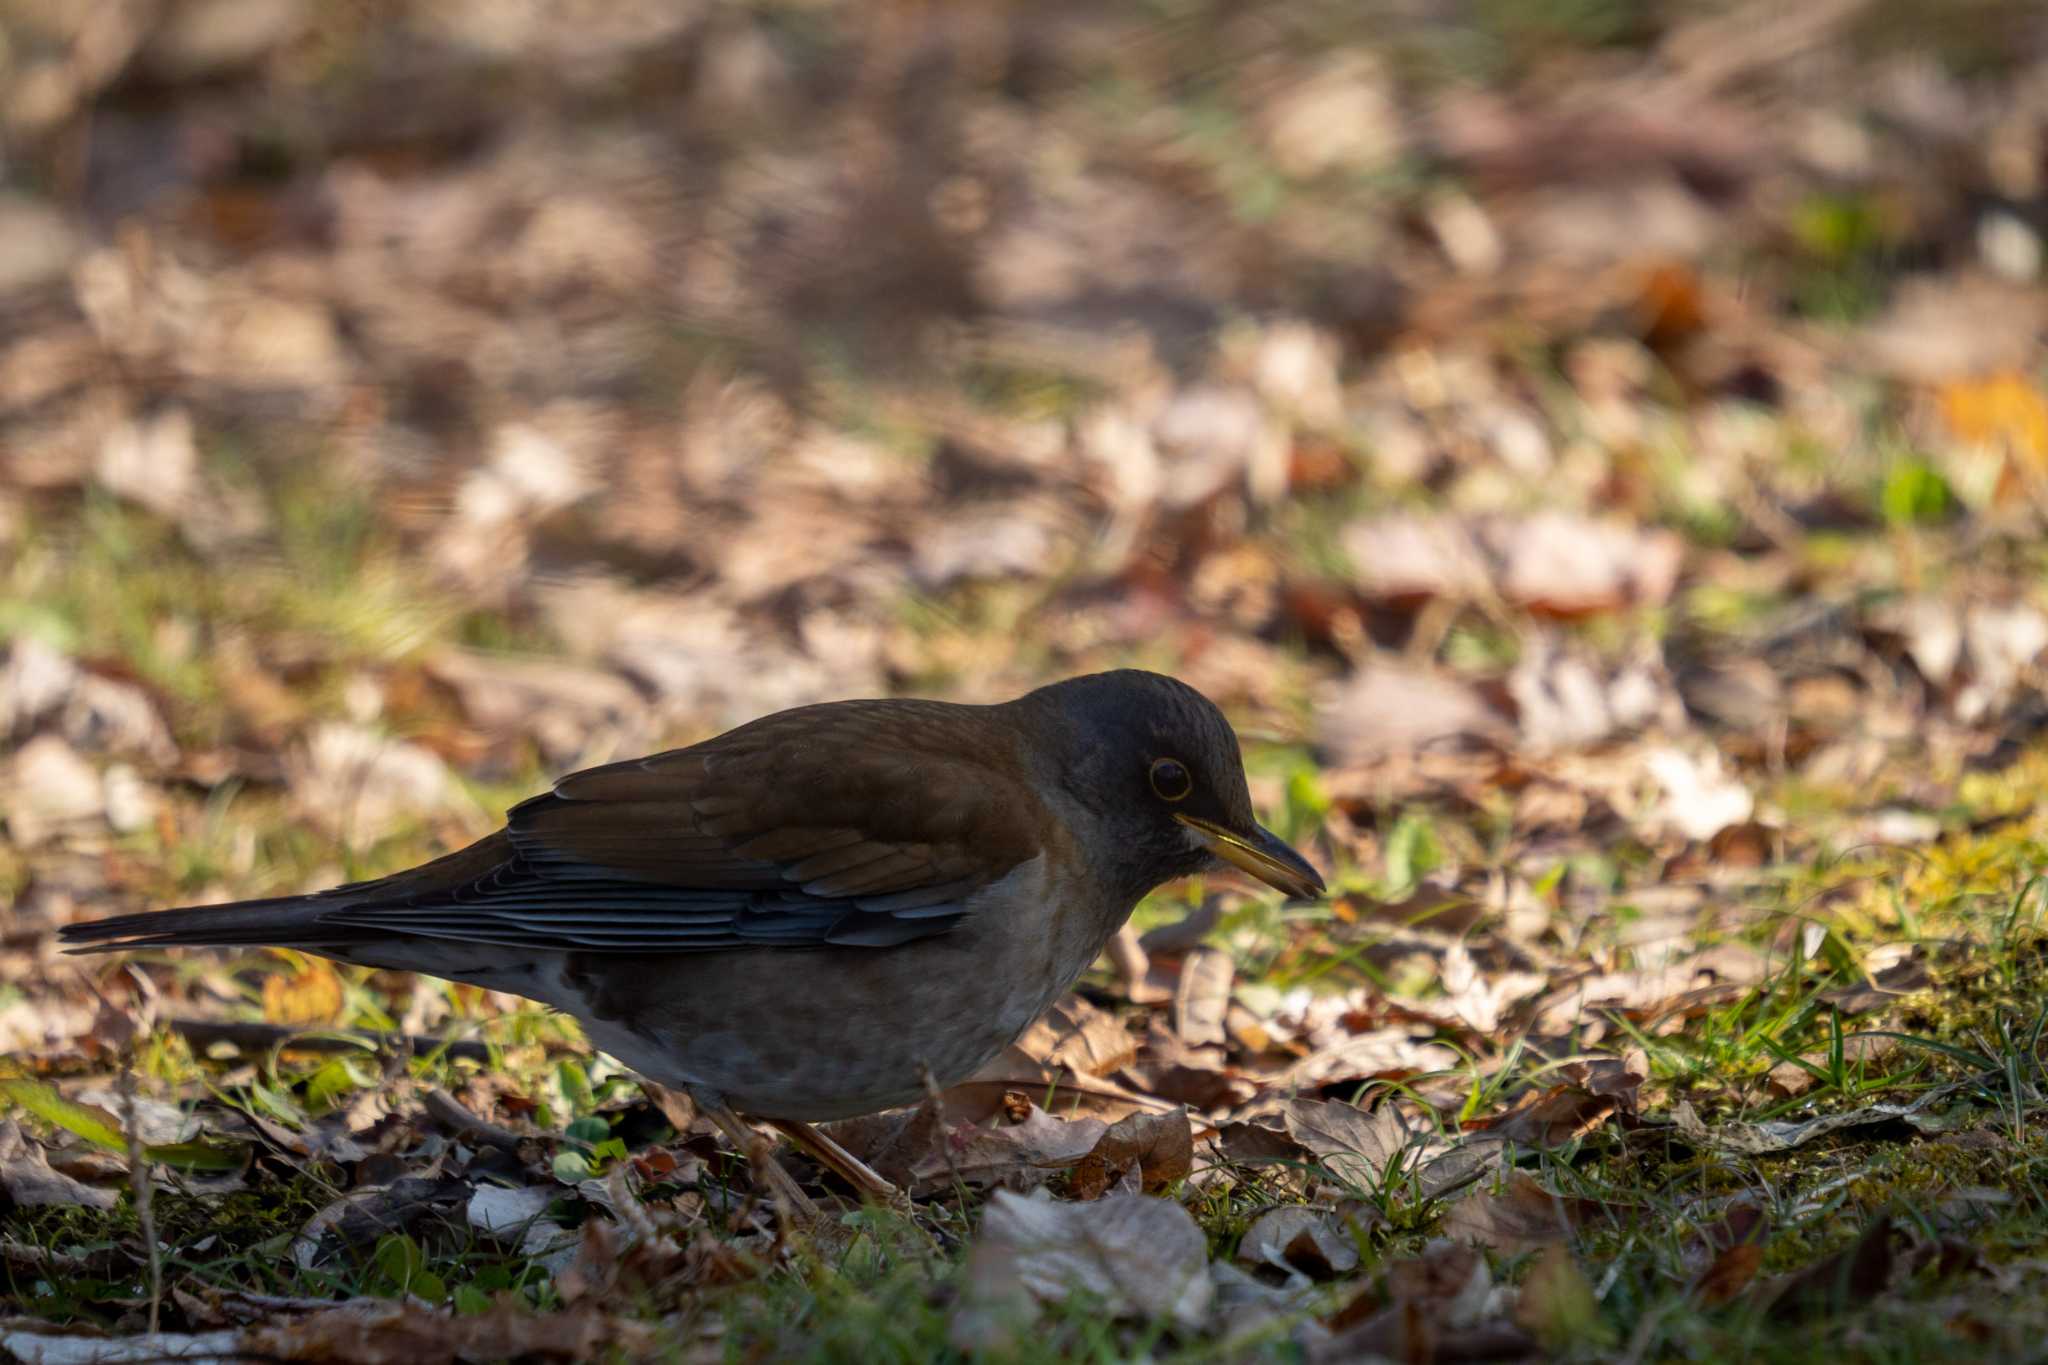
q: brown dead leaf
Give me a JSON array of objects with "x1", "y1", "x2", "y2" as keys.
[
  {"x1": 1173, "y1": 946, "x2": 1234, "y2": 1047},
  {"x1": 1317, "y1": 1240, "x2": 1528, "y2": 1363},
  {"x1": 945, "y1": 1044, "x2": 1170, "y2": 1123},
  {"x1": 1696, "y1": 1242, "x2": 1765, "y2": 1307},
  {"x1": 1467, "y1": 1083, "x2": 1621, "y2": 1149},
  {"x1": 1515, "y1": 1244, "x2": 1610, "y2": 1350},
  {"x1": 262, "y1": 959, "x2": 345, "y2": 1027},
  {"x1": 904, "y1": 1105, "x2": 1108, "y2": 1193},
  {"x1": 0, "y1": 1121, "x2": 118, "y2": 1211},
  {"x1": 951, "y1": 1190, "x2": 1212, "y2": 1352},
  {"x1": 1762, "y1": 1214, "x2": 1895, "y2": 1321},
  {"x1": 1236, "y1": 1205, "x2": 1361, "y2": 1279},
  {"x1": 1280, "y1": 1029, "x2": 1461, "y2": 1091},
  {"x1": 1317, "y1": 662, "x2": 1511, "y2": 764},
  {"x1": 1068, "y1": 1108, "x2": 1194, "y2": 1200},
  {"x1": 1486, "y1": 513, "x2": 1682, "y2": 618},
  {"x1": 1343, "y1": 513, "x2": 1492, "y2": 603},
  {"x1": 1674, "y1": 1090, "x2": 1960, "y2": 1155},
  {"x1": 1558, "y1": 1049, "x2": 1649, "y2": 1114},
  {"x1": 1441, "y1": 1169, "x2": 1625, "y2": 1255},
  {"x1": 1819, "y1": 953, "x2": 1932, "y2": 1014},
  {"x1": 1434, "y1": 941, "x2": 1548, "y2": 1033},
  {"x1": 1765, "y1": 1031, "x2": 1899, "y2": 1099},
  {"x1": 1471, "y1": 1051, "x2": 1644, "y2": 1149},
  {"x1": 1215, "y1": 1119, "x2": 1309, "y2": 1169},
  {"x1": 1014, "y1": 998, "x2": 1139, "y2": 1079},
  {"x1": 1282, "y1": 1098, "x2": 1415, "y2": 1187},
  {"x1": 240, "y1": 1298, "x2": 660, "y2": 1363}
]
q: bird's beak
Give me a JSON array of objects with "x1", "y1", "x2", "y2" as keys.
[{"x1": 1174, "y1": 814, "x2": 1326, "y2": 900}]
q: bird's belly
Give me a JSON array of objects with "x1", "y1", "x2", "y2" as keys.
[
  {"x1": 581, "y1": 956, "x2": 1053, "y2": 1119},
  {"x1": 577, "y1": 861, "x2": 1128, "y2": 1121}
]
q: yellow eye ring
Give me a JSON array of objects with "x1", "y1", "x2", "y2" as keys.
[{"x1": 1149, "y1": 757, "x2": 1193, "y2": 802}]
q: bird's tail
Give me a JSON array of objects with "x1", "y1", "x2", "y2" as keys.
[{"x1": 58, "y1": 894, "x2": 346, "y2": 954}]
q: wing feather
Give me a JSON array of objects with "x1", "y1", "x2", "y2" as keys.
[{"x1": 295, "y1": 698, "x2": 1038, "y2": 953}]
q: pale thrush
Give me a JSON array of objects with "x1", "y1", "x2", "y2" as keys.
[{"x1": 63, "y1": 670, "x2": 1324, "y2": 1198}]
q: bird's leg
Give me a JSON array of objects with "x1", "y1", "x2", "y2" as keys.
[
  {"x1": 766, "y1": 1118, "x2": 901, "y2": 1204},
  {"x1": 649, "y1": 1082, "x2": 817, "y2": 1218}
]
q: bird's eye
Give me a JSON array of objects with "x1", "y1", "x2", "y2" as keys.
[{"x1": 1149, "y1": 757, "x2": 1193, "y2": 802}]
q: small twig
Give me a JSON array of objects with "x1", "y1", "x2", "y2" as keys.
[
  {"x1": 420, "y1": 1087, "x2": 527, "y2": 1152},
  {"x1": 117, "y1": 1068, "x2": 161, "y2": 1335}
]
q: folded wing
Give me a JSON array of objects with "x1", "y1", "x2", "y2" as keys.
[{"x1": 64, "y1": 699, "x2": 1041, "y2": 955}]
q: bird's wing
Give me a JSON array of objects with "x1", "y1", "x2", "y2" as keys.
[{"x1": 320, "y1": 699, "x2": 1044, "y2": 952}]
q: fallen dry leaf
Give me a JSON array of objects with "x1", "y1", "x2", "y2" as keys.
[
  {"x1": 1441, "y1": 1169, "x2": 1625, "y2": 1255},
  {"x1": 1236, "y1": 1205, "x2": 1361, "y2": 1279},
  {"x1": 1012, "y1": 1000, "x2": 1141, "y2": 1081},
  {"x1": 1172, "y1": 946, "x2": 1234, "y2": 1048},
  {"x1": 1282, "y1": 1098, "x2": 1416, "y2": 1188},
  {"x1": 1067, "y1": 1108, "x2": 1193, "y2": 1200},
  {"x1": 1761, "y1": 1214, "x2": 1895, "y2": 1321},
  {"x1": 1674, "y1": 1090, "x2": 1960, "y2": 1155},
  {"x1": 0, "y1": 1121, "x2": 117, "y2": 1211},
  {"x1": 1316, "y1": 1239, "x2": 1526, "y2": 1363},
  {"x1": 1696, "y1": 1242, "x2": 1765, "y2": 1306},
  {"x1": 904, "y1": 1105, "x2": 1108, "y2": 1194},
  {"x1": 951, "y1": 1189, "x2": 1212, "y2": 1352},
  {"x1": 1515, "y1": 1244, "x2": 1610, "y2": 1349}
]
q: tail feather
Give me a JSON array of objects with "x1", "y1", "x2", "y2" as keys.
[
  {"x1": 59, "y1": 831, "x2": 518, "y2": 955},
  {"x1": 58, "y1": 895, "x2": 348, "y2": 953}
]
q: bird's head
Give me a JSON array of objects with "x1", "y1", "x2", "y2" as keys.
[{"x1": 1015, "y1": 670, "x2": 1326, "y2": 906}]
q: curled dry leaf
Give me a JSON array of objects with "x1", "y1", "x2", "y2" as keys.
[
  {"x1": 1434, "y1": 941, "x2": 1548, "y2": 1034},
  {"x1": 1172, "y1": 946, "x2": 1234, "y2": 1047},
  {"x1": 1467, "y1": 1052, "x2": 1645, "y2": 1149},
  {"x1": 1673, "y1": 1090, "x2": 1961, "y2": 1155},
  {"x1": 1012, "y1": 998, "x2": 1140, "y2": 1080},
  {"x1": 1236, "y1": 1205, "x2": 1361, "y2": 1279},
  {"x1": 1486, "y1": 513, "x2": 1683, "y2": 617},
  {"x1": 951, "y1": 1189, "x2": 1212, "y2": 1352},
  {"x1": 0, "y1": 1121, "x2": 118, "y2": 1211},
  {"x1": 1067, "y1": 1108, "x2": 1194, "y2": 1200}
]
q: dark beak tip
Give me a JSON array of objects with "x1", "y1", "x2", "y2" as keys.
[{"x1": 1254, "y1": 824, "x2": 1327, "y2": 900}]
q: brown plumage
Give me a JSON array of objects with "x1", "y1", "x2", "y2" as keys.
[{"x1": 63, "y1": 670, "x2": 1323, "y2": 1194}]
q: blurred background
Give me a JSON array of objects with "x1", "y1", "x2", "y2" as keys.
[{"x1": 5, "y1": 0, "x2": 2048, "y2": 1035}]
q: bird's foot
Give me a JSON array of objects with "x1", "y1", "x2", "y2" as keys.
[
  {"x1": 647, "y1": 1081, "x2": 819, "y2": 1219},
  {"x1": 767, "y1": 1117, "x2": 904, "y2": 1206}
]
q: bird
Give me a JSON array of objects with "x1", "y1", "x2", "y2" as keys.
[{"x1": 61, "y1": 669, "x2": 1324, "y2": 1203}]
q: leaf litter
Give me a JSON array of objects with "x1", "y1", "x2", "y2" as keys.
[{"x1": 7, "y1": 0, "x2": 2048, "y2": 1359}]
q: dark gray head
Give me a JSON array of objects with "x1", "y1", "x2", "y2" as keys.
[{"x1": 1012, "y1": 670, "x2": 1325, "y2": 908}]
